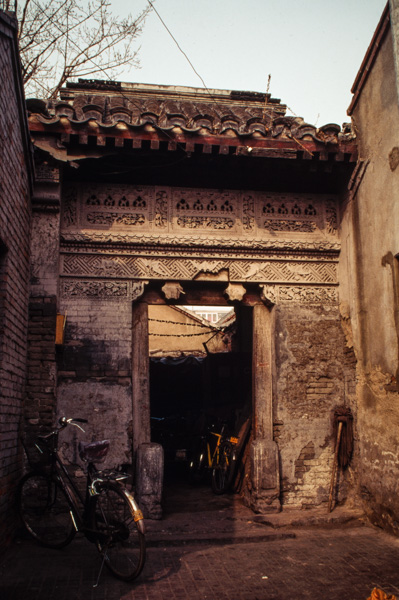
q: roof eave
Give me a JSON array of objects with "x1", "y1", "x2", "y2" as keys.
[{"x1": 347, "y1": 2, "x2": 391, "y2": 116}]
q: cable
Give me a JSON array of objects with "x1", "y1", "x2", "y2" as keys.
[
  {"x1": 147, "y1": 0, "x2": 208, "y2": 91},
  {"x1": 146, "y1": 0, "x2": 231, "y2": 118}
]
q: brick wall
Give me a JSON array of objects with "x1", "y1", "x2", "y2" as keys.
[
  {"x1": 24, "y1": 298, "x2": 58, "y2": 440},
  {"x1": 0, "y1": 12, "x2": 33, "y2": 548},
  {"x1": 275, "y1": 304, "x2": 357, "y2": 508}
]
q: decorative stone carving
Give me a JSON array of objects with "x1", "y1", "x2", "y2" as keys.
[
  {"x1": 224, "y1": 283, "x2": 247, "y2": 302},
  {"x1": 264, "y1": 285, "x2": 338, "y2": 304},
  {"x1": 263, "y1": 219, "x2": 316, "y2": 232},
  {"x1": 154, "y1": 190, "x2": 168, "y2": 228},
  {"x1": 62, "y1": 183, "x2": 339, "y2": 243},
  {"x1": 325, "y1": 199, "x2": 338, "y2": 235},
  {"x1": 161, "y1": 282, "x2": 185, "y2": 300},
  {"x1": 59, "y1": 183, "x2": 341, "y2": 305},
  {"x1": 242, "y1": 195, "x2": 255, "y2": 231},
  {"x1": 231, "y1": 260, "x2": 336, "y2": 284},
  {"x1": 62, "y1": 253, "x2": 337, "y2": 286},
  {"x1": 62, "y1": 185, "x2": 78, "y2": 227},
  {"x1": 132, "y1": 280, "x2": 148, "y2": 301},
  {"x1": 78, "y1": 184, "x2": 152, "y2": 229},
  {"x1": 61, "y1": 280, "x2": 129, "y2": 298},
  {"x1": 86, "y1": 212, "x2": 146, "y2": 226},
  {"x1": 61, "y1": 231, "x2": 341, "y2": 252},
  {"x1": 176, "y1": 215, "x2": 234, "y2": 229},
  {"x1": 260, "y1": 285, "x2": 278, "y2": 307}
]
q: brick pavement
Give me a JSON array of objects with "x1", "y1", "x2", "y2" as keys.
[{"x1": 1, "y1": 511, "x2": 399, "y2": 600}]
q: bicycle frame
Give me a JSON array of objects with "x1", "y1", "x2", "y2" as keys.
[
  {"x1": 35, "y1": 428, "x2": 130, "y2": 536},
  {"x1": 36, "y1": 433, "x2": 92, "y2": 532},
  {"x1": 205, "y1": 428, "x2": 238, "y2": 469}
]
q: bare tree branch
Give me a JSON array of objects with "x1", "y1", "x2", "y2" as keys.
[{"x1": 16, "y1": 0, "x2": 152, "y2": 99}]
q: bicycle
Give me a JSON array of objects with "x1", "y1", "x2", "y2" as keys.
[
  {"x1": 189, "y1": 422, "x2": 238, "y2": 495},
  {"x1": 17, "y1": 417, "x2": 145, "y2": 584}
]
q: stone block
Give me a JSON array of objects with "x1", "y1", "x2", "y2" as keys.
[
  {"x1": 247, "y1": 439, "x2": 281, "y2": 513},
  {"x1": 136, "y1": 443, "x2": 164, "y2": 520}
]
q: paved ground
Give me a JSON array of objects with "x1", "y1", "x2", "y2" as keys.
[{"x1": 2, "y1": 483, "x2": 399, "y2": 600}]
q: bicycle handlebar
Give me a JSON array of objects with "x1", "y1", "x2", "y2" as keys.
[{"x1": 59, "y1": 416, "x2": 88, "y2": 432}]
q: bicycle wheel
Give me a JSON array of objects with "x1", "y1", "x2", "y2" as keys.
[
  {"x1": 17, "y1": 471, "x2": 75, "y2": 548},
  {"x1": 188, "y1": 439, "x2": 208, "y2": 484},
  {"x1": 91, "y1": 482, "x2": 145, "y2": 581},
  {"x1": 211, "y1": 441, "x2": 236, "y2": 495}
]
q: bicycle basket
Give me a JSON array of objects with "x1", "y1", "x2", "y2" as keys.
[{"x1": 21, "y1": 438, "x2": 52, "y2": 469}]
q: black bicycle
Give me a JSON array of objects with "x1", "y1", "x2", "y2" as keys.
[{"x1": 17, "y1": 417, "x2": 145, "y2": 584}]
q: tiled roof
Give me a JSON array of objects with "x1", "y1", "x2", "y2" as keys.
[{"x1": 27, "y1": 80, "x2": 356, "y2": 161}]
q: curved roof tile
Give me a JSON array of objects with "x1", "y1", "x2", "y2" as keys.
[{"x1": 27, "y1": 80, "x2": 355, "y2": 148}]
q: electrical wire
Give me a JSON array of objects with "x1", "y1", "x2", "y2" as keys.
[{"x1": 146, "y1": 0, "x2": 228, "y2": 117}]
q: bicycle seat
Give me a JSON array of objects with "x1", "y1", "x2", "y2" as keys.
[{"x1": 78, "y1": 440, "x2": 110, "y2": 463}]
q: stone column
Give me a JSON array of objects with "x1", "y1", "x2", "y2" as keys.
[
  {"x1": 249, "y1": 303, "x2": 280, "y2": 513},
  {"x1": 132, "y1": 302, "x2": 151, "y2": 453},
  {"x1": 132, "y1": 304, "x2": 164, "y2": 519}
]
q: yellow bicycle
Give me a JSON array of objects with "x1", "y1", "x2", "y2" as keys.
[{"x1": 189, "y1": 423, "x2": 238, "y2": 494}]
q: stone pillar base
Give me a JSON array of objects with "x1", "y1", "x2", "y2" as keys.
[
  {"x1": 245, "y1": 439, "x2": 281, "y2": 513},
  {"x1": 136, "y1": 442, "x2": 164, "y2": 520}
]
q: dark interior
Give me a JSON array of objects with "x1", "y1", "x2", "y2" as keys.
[{"x1": 150, "y1": 307, "x2": 253, "y2": 488}]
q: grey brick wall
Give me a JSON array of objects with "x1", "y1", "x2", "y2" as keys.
[{"x1": 0, "y1": 12, "x2": 33, "y2": 548}]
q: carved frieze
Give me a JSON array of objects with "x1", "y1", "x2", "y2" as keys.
[
  {"x1": 60, "y1": 232, "x2": 341, "y2": 253},
  {"x1": 59, "y1": 183, "x2": 341, "y2": 305},
  {"x1": 61, "y1": 182, "x2": 339, "y2": 243},
  {"x1": 61, "y1": 253, "x2": 337, "y2": 285},
  {"x1": 260, "y1": 285, "x2": 338, "y2": 304},
  {"x1": 61, "y1": 279, "x2": 147, "y2": 300},
  {"x1": 60, "y1": 277, "x2": 338, "y2": 305},
  {"x1": 61, "y1": 280, "x2": 129, "y2": 298}
]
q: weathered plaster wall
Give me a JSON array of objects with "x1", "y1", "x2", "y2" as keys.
[
  {"x1": 275, "y1": 304, "x2": 357, "y2": 508},
  {"x1": 340, "y1": 23, "x2": 399, "y2": 532},
  {"x1": 0, "y1": 13, "x2": 32, "y2": 547},
  {"x1": 56, "y1": 298, "x2": 133, "y2": 469}
]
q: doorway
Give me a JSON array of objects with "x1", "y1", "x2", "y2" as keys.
[
  {"x1": 149, "y1": 304, "x2": 252, "y2": 496},
  {"x1": 131, "y1": 283, "x2": 280, "y2": 515}
]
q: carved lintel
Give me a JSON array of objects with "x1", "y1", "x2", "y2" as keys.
[
  {"x1": 260, "y1": 284, "x2": 277, "y2": 307},
  {"x1": 132, "y1": 280, "x2": 148, "y2": 302},
  {"x1": 162, "y1": 282, "x2": 185, "y2": 300},
  {"x1": 224, "y1": 283, "x2": 247, "y2": 302}
]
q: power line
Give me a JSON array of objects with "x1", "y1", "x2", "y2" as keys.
[
  {"x1": 146, "y1": 0, "x2": 229, "y2": 119},
  {"x1": 146, "y1": 0, "x2": 208, "y2": 91}
]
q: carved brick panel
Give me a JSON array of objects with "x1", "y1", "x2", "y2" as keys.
[
  {"x1": 260, "y1": 285, "x2": 338, "y2": 304},
  {"x1": 60, "y1": 183, "x2": 341, "y2": 304},
  {"x1": 62, "y1": 183, "x2": 339, "y2": 243},
  {"x1": 61, "y1": 253, "x2": 337, "y2": 285},
  {"x1": 60, "y1": 279, "x2": 147, "y2": 301}
]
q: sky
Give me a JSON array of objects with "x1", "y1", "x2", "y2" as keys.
[{"x1": 111, "y1": 0, "x2": 387, "y2": 127}]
